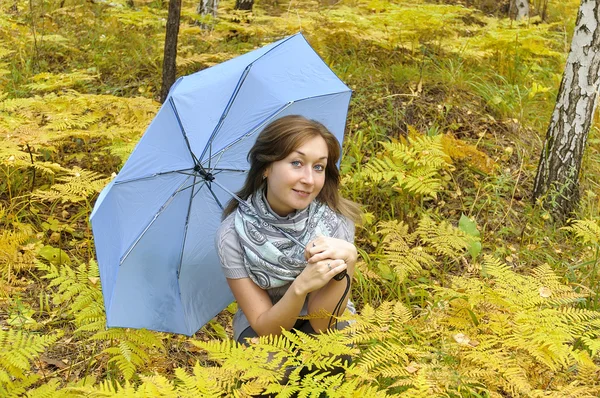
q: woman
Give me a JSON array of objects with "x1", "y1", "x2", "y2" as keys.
[{"x1": 216, "y1": 115, "x2": 361, "y2": 344}]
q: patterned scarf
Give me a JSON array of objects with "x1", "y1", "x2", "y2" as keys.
[{"x1": 234, "y1": 186, "x2": 342, "y2": 289}]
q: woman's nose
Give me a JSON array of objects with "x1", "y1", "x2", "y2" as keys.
[{"x1": 300, "y1": 168, "x2": 314, "y2": 185}]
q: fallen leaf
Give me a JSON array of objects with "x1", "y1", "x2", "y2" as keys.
[
  {"x1": 405, "y1": 363, "x2": 418, "y2": 373},
  {"x1": 539, "y1": 286, "x2": 552, "y2": 298},
  {"x1": 40, "y1": 355, "x2": 67, "y2": 369},
  {"x1": 453, "y1": 333, "x2": 470, "y2": 345}
]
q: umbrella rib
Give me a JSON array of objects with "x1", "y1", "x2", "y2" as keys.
[
  {"x1": 179, "y1": 180, "x2": 206, "y2": 195},
  {"x1": 199, "y1": 64, "x2": 253, "y2": 162},
  {"x1": 120, "y1": 175, "x2": 193, "y2": 265},
  {"x1": 204, "y1": 90, "x2": 349, "y2": 168},
  {"x1": 211, "y1": 168, "x2": 247, "y2": 174},
  {"x1": 114, "y1": 168, "x2": 195, "y2": 186},
  {"x1": 199, "y1": 34, "x2": 304, "y2": 168},
  {"x1": 207, "y1": 183, "x2": 224, "y2": 210},
  {"x1": 203, "y1": 102, "x2": 294, "y2": 170},
  {"x1": 169, "y1": 97, "x2": 201, "y2": 167},
  {"x1": 176, "y1": 174, "x2": 197, "y2": 279}
]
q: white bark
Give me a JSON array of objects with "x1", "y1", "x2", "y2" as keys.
[
  {"x1": 516, "y1": 0, "x2": 529, "y2": 20},
  {"x1": 196, "y1": 0, "x2": 218, "y2": 18},
  {"x1": 533, "y1": 0, "x2": 600, "y2": 217}
]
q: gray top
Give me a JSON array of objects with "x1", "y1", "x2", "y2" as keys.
[{"x1": 216, "y1": 211, "x2": 356, "y2": 341}]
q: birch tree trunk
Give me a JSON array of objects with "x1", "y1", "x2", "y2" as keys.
[
  {"x1": 515, "y1": 0, "x2": 529, "y2": 20},
  {"x1": 197, "y1": 0, "x2": 219, "y2": 18},
  {"x1": 160, "y1": 0, "x2": 182, "y2": 103},
  {"x1": 235, "y1": 0, "x2": 253, "y2": 10},
  {"x1": 532, "y1": 0, "x2": 600, "y2": 218}
]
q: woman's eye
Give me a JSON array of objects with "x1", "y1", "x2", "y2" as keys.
[
  {"x1": 291, "y1": 160, "x2": 302, "y2": 167},
  {"x1": 314, "y1": 164, "x2": 325, "y2": 172}
]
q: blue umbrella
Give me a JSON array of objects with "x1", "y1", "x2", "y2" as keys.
[{"x1": 90, "y1": 33, "x2": 352, "y2": 336}]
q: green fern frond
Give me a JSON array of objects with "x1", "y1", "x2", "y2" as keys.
[
  {"x1": 563, "y1": 219, "x2": 600, "y2": 246},
  {"x1": 0, "y1": 329, "x2": 62, "y2": 395}
]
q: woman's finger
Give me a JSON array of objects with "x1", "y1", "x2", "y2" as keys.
[
  {"x1": 329, "y1": 260, "x2": 347, "y2": 278},
  {"x1": 321, "y1": 259, "x2": 345, "y2": 274},
  {"x1": 308, "y1": 250, "x2": 331, "y2": 263},
  {"x1": 305, "y1": 239, "x2": 320, "y2": 259}
]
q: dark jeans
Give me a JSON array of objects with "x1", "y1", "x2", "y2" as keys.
[{"x1": 237, "y1": 318, "x2": 326, "y2": 345}]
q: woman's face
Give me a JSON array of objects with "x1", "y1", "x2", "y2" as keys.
[{"x1": 264, "y1": 135, "x2": 328, "y2": 216}]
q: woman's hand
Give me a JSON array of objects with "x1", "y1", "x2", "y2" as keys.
[
  {"x1": 305, "y1": 236, "x2": 358, "y2": 265},
  {"x1": 291, "y1": 259, "x2": 347, "y2": 296}
]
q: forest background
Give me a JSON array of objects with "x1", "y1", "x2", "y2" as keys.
[{"x1": 1, "y1": 0, "x2": 600, "y2": 396}]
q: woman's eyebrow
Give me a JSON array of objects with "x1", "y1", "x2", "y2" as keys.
[{"x1": 294, "y1": 150, "x2": 328, "y2": 160}]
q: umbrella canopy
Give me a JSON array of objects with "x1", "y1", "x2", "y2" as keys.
[{"x1": 90, "y1": 33, "x2": 352, "y2": 336}]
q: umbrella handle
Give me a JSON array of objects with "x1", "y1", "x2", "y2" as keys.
[{"x1": 333, "y1": 269, "x2": 347, "y2": 281}]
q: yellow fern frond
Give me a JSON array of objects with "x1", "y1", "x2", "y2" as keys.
[
  {"x1": 33, "y1": 167, "x2": 110, "y2": 203},
  {"x1": 416, "y1": 216, "x2": 470, "y2": 258},
  {"x1": 26, "y1": 71, "x2": 98, "y2": 93},
  {"x1": 173, "y1": 364, "x2": 222, "y2": 397},
  {"x1": 94, "y1": 328, "x2": 165, "y2": 381},
  {"x1": 358, "y1": 135, "x2": 451, "y2": 199},
  {"x1": 0, "y1": 223, "x2": 37, "y2": 284}
]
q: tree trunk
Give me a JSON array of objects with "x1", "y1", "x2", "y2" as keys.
[
  {"x1": 197, "y1": 0, "x2": 219, "y2": 17},
  {"x1": 197, "y1": 0, "x2": 219, "y2": 29},
  {"x1": 532, "y1": 0, "x2": 600, "y2": 218},
  {"x1": 515, "y1": 0, "x2": 529, "y2": 20},
  {"x1": 235, "y1": 0, "x2": 253, "y2": 10},
  {"x1": 160, "y1": 0, "x2": 182, "y2": 103}
]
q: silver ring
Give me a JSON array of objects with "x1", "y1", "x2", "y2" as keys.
[{"x1": 327, "y1": 263, "x2": 332, "y2": 270}]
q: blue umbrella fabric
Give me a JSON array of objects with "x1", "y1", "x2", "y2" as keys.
[{"x1": 90, "y1": 33, "x2": 352, "y2": 336}]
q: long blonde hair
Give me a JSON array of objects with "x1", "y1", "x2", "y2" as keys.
[{"x1": 222, "y1": 115, "x2": 361, "y2": 222}]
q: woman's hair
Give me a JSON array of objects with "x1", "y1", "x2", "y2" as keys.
[{"x1": 222, "y1": 115, "x2": 361, "y2": 222}]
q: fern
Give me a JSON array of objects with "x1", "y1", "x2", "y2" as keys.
[
  {"x1": 415, "y1": 216, "x2": 471, "y2": 258},
  {"x1": 25, "y1": 71, "x2": 98, "y2": 93},
  {"x1": 564, "y1": 219, "x2": 600, "y2": 246},
  {"x1": 37, "y1": 259, "x2": 165, "y2": 381},
  {"x1": 173, "y1": 364, "x2": 223, "y2": 397},
  {"x1": 33, "y1": 167, "x2": 111, "y2": 204},
  {"x1": 358, "y1": 135, "x2": 451, "y2": 200},
  {"x1": 375, "y1": 216, "x2": 472, "y2": 283},
  {"x1": 0, "y1": 329, "x2": 62, "y2": 397},
  {"x1": 94, "y1": 328, "x2": 165, "y2": 381},
  {"x1": 0, "y1": 223, "x2": 37, "y2": 284}
]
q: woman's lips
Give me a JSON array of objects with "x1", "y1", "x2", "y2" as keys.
[{"x1": 293, "y1": 189, "x2": 311, "y2": 197}]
